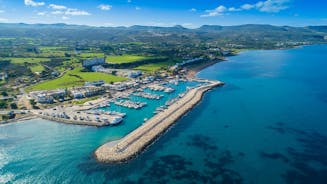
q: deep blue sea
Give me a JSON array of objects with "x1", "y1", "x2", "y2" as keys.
[{"x1": 1, "y1": 45, "x2": 327, "y2": 184}]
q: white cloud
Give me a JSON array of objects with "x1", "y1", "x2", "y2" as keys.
[
  {"x1": 135, "y1": 6, "x2": 141, "y2": 10},
  {"x1": 241, "y1": 4, "x2": 255, "y2": 10},
  {"x1": 37, "y1": 11, "x2": 46, "y2": 16},
  {"x1": 190, "y1": 8, "x2": 197, "y2": 12},
  {"x1": 256, "y1": 0, "x2": 290, "y2": 13},
  {"x1": 49, "y1": 4, "x2": 67, "y2": 10},
  {"x1": 65, "y1": 8, "x2": 90, "y2": 16},
  {"x1": 0, "y1": 10, "x2": 5, "y2": 13},
  {"x1": 0, "y1": 17, "x2": 8, "y2": 22},
  {"x1": 127, "y1": 0, "x2": 132, "y2": 3},
  {"x1": 98, "y1": 4, "x2": 112, "y2": 11},
  {"x1": 24, "y1": 0, "x2": 45, "y2": 7},
  {"x1": 228, "y1": 7, "x2": 241, "y2": 12},
  {"x1": 202, "y1": 0, "x2": 290, "y2": 17},
  {"x1": 201, "y1": 5, "x2": 227, "y2": 17},
  {"x1": 51, "y1": 10, "x2": 63, "y2": 15},
  {"x1": 62, "y1": 16, "x2": 69, "y2": 20},
  {"x1": 50, "y1": 8, "x2": 90, "y2": 16}
]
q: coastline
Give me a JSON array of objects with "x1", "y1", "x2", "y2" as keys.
[
  {"x1": 0, "y1": 114, "x2": 37, "y2": 126},
  {"x1": 94, "y1": 79, "x2": 223, "y2": 163},
  {"x1": 185, "y1": 60, "x2": 223, "y2": 78}
]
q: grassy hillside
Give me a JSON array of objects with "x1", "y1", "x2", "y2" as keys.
[
  {"x1": 27, "y1": 68, "x2": 126, "y2": 91},
  {"x1": 135, "y1": 61, "x2": 175, "y2": 72},
  {"x1": 3, "y1": 57, "x2": 50, "y2": 64},
  {"x1": 106, "y1": 55, "x2": 153, "y2": 64}
]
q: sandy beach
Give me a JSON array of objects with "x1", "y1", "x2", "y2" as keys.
[{"x1": 186, "y1": 60, "x2": 222, "y2": 78}]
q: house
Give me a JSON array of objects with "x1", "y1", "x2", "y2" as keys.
[
  {"x1": 91, "y1": 65, "x2": 105, "y2": 72},
  {"x1": 169, "y1": 65, "x2": 179, "y2": 71},
  {"x1": 0, "y1": 72, "x2": 8, "y2": 80},
  {"x1": 82, "y1": 58, "x2": 105, "y2": 68},
  {"x1": 85, "y1": 80, "x2": 105, "y2": 87},
  {"x1": 104, "y1": 82, "x2": 127, "y2": 91},
  {"x1": 127, "y1": 71, "x2": 142, "y2": 78},
  {"x1": 69, "y1": 86, "x2": 105, "y2": 99},
  {"x1": 30, "y1": 89, "x2": 66, "y2": 104}
]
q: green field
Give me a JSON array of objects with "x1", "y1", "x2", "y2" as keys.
[
  {"x1": 2, "y1": 57, "x2": 51, "y2": 64},
  {"x1": 106, "y1": 55, "x2": 152, "y2": 64},
  {"x1": 134, "y1": 61, "x2": 175, "y2": 72},
  {"x1": 38, "y1": 46, "x2": 67, "y2": 51},
  {"x1": 0, "y1": 80, "x2": 5, "y2": 86},
  {"x1": 79, "y1": 53, "x2": 105, "y2": 58},
  {"x1": 27, "y1": 68, "x2": 127, "y2": 91},
  {"x1": 30, "y1": 64, "x2": 45, "y2": 73},
  {"x1": 36, "y1": 46, "x2": 70, "y2": 57}
]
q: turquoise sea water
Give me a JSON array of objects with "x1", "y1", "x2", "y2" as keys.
[{"x1": 1, "y1": 45, "x2": 327, "y2": 183}]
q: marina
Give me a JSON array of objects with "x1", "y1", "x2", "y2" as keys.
[
  {"x1": 114, "y1": 100, "x2": 147, "y2": 109},
  {"x1": 147, "y1": 84, "x2": 175, "y2": 93},
  {"x1": 33, "y1": 107, "x2": 124, "y2": 126},
  {"x1": 133, "y1": 92, "x2": 163, "y2": 100},
  {"x1": 26, "y1": 78, "x2": 199, "y2": 127},
  {"x1": 95, "y1": 80, "x2": 223, "y2": 163}
]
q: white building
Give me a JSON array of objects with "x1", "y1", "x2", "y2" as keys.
[
  {"x1": 69, "y1": 86, "x2": 105, "y2": 99},
  {"x1": 83, "y1": 58, "x2": 105, "y2": 68},
  {"x1": 30, "y1": 89, "x2": 66, "y2": 104}
]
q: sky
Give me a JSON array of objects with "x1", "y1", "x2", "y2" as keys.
[{"x1": 0, "y1": 0, "x2": 326, "y2": 28}]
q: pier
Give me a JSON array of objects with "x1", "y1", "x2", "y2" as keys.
[
  {"x1": 133, "y1": 92, "x2": 163, "y2": 100},
  {"x1": 147, "y1": 84, "x2": 175, "y2": 93},
  {"x1": 94, "y1": 79, "x2": 223, "y2": 163},
  {"x1": 114, "y1": 100, "x2": 147, "y2": 109}
]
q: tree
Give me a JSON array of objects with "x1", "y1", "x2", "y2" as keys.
[
  {"x1": 10, "y1": 103, "x2": 18, "y2": 109},
  {"x1": 29, "y1": 99, "x2": 36, "y2": 106},
  {"x1": 0, "y1": 100, "x2": 7, "y2": 109},
  {"x1": 1, "y1": 91, "x2": 8, "y2": 96}
]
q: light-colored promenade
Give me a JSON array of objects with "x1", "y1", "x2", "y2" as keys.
[{"x1": 95, "y1": 79, "x2": 223, "y2": 163}]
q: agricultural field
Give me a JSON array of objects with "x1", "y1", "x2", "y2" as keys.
[
  {"x1": 106, "y1": 55, "x2": 152, "y2": 64},
  {"x1": 30, "y1": 64, "x2": 45, "y2": 73},
  {"x1": 2, "y1": 57, "x2": 50, "y2": 64},
  {"x1": 79, "y1": 52, "x2": 105, "y2": 58},
  {"x1": 134, "y1": 61, "x2": 175, "y2": 72},
  {"x1": 27, "y1": 68, "x2": 126, "y2": 91},
  {"x1": 0, "y1": 80, "x2": 5, "y2": 86},
  {"x1": 36, "y1": 46, "x2": 72, "y2": 57}
]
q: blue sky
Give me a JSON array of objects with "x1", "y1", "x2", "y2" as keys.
[{"x1": 0, "y1": 0, "x2": 326, "y2": 27}]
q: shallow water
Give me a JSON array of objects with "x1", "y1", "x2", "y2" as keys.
[{"x1": 1, "y1": 45, "x2": 327, "y2": 184}]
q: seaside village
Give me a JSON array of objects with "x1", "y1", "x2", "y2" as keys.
[{"x1": 26, "y1": 57, "x2": 206, "y2": 126}]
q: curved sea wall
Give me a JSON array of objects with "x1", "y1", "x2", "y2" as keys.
[{"x1": 95, "y1": 80, "x2": 223, "y2": 163}]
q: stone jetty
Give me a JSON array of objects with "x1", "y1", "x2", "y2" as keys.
[{"x1": 95, "y1": 79, "x2": 223, "y2": 163}]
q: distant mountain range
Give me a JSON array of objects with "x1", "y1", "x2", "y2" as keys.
[{"x1": 0, "y1": 23, "x2": 326, "y2": 49}]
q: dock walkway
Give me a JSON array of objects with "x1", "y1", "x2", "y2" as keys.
[{"x1": 95, "y1": 80, "x2": 223, "y2": 163}]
